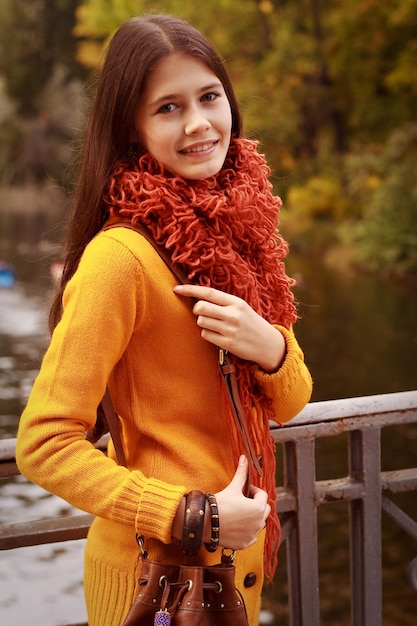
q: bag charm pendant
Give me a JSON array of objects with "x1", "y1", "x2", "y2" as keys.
[{"x1": 154, "y1": 609, "x2": 172, "y2": 626}]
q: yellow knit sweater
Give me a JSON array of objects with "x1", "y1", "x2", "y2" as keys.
[{"x1": 16, "y1": 226, "x2": 312, "y2": 625}]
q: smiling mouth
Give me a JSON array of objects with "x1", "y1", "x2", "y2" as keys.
[{"x1": 180, "y1": 141, "x2": 218, "y2": 154}]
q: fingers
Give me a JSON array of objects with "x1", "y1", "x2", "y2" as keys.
[
  {"x1": 174, "y1": 284, "x2": 250, "y2": 351},
  {"x1": 263, "y1": 503, "x2": 271, "y2": 526},
  {"x1": 214, "y1": 457, "x2": 271, "y2": 550},
  {"x1": 250, "y1": 485, "x2": 271, "y2": 525},
  {"x1": 174, "y1": 283, "x2": 285, "y2": 370},
  {"x1": 173, "y1": 284, "x2": 232, "y2": 305},
  {"x1": 174, "y1": 284, "x2": 239, "y2": 328},
  {"x1": 229, "y1": 455, "x2": 249, "y2": 491},
  {"x1": 174, "y1": 284, "x2": 243, "y2": 354}
]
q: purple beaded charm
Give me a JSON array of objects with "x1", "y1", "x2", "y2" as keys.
[{"x1": 154, "y1": 609, "x2": 172, "y2": 626}]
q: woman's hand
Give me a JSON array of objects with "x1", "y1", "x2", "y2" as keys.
[
  {"x1": 211, "y1": 455, "x2": 270, "y2": 550},
  {"x1": 171, "y1": 456, "x2": 270, "y2": 550},
  {"x1": 173, "y1": 284, "x2": 286, "y2": 372}
]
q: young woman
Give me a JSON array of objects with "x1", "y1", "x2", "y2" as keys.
[{"x1": 16, "y1": 14, "x2": 312, "y2": 626}]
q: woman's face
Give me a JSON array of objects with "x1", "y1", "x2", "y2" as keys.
[{"x1": 135, "y1": 52, "x2": 232, "y2": 180}]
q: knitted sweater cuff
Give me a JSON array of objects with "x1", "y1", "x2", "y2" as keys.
[
  {"x1": 253, "y1": 325, "x2": 312, "y2": 422},
  {"x1": 135, "y1": 476, "x2": 187, "y2": 544}
]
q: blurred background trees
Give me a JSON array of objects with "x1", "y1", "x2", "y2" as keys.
[{"x1": 0, "y1": 0, "x2": 416, "y2": 279}]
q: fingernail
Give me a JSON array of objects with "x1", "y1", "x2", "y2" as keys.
[
  {"x1": 173, "y1": 285, "x2": 183, "y2": 292},
  {"x1": 239, "y1": 455, "x2": 247, "y2": 466}
]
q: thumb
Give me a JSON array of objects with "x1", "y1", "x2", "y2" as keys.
[{"x1": 229, "y1": 455, "x2": 249, "y2": 492}]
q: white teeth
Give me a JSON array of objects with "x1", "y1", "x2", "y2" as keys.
[{"x1": 184, "y1": 142, "x2": 214, "y2": 153}]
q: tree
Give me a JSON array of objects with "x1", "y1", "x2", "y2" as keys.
[
  {"x1": 0, "y1": 0, "x2": 85, "y2": 115},
  {"x1": 2, "y1": 0, "x2": 415, "y2": 276}
]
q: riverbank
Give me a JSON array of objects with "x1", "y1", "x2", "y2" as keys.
[{"x1": 2, "y1": 179, "x2": 417, "y2": 286}]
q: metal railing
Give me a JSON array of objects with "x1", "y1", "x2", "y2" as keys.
[
  {"x1": 272, "y1": 390, "x2": 417, "y2": 625},
  {"x1": 1, "y1": 390, "x2": 417, "y2": 625}
]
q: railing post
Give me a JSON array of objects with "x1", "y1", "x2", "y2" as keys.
[
  {"x1": 349, "y1": 428, "x2": 382, "y2": 626},
  {"x1": 284, "y1": 438, "x2": 320, "y2": 625}
]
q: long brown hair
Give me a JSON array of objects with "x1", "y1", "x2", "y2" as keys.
[{"x1": 49, "y1": 14, "x2": 243, "y2": 330}]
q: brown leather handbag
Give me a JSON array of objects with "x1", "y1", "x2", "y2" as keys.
[
  {"x1": 121, "y1": 538, "x2": 248, "y2": 625},
  {"x1": 98, "y1": 222, "x2": 262, "y2": 626}
]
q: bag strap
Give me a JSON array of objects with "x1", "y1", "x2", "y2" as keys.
[
  {"x1": 98, "y1": 222, "x2": 263, "y2": 482},
  {"x1": 100, "y1": 386, "x2": 128, "y2": 467}
]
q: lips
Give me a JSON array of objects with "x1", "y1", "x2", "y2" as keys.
[{"x1": 180, "y1": 140, "x2": 218, "y2": 154}]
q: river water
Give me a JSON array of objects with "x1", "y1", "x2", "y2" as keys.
[{"x1": 1, "y1": 215, "x2": 416, "y2": 625}]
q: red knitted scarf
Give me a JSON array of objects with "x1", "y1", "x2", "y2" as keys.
[{"x1": 105, "y1": 137, "x2": 297, "y2": 580}]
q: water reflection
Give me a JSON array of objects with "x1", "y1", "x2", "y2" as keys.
[
  {"x1": 0, "y1": 275, "x2": 89, "y2": 625},
  {"x1": 288, "y1": 255, "x2": 417, "y2": 402},
  {"x1": 0, "y1": 286, "x2": 49, "y2": 438}
]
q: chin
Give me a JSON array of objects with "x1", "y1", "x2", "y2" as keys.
[{"x1": 189, "y1": 163, "x2": 225, "y2": 181}]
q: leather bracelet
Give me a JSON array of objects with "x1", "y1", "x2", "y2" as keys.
[
  {"x1": 204, "y1": 492, "x2": 220, "y2": 553},
  {"x1": 181, "y1": 490, "x2": 206, "y2": 556}
]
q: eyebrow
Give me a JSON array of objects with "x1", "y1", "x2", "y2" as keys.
[{"x1": 148, "y1": 82, "x2": 224, "y2": 108}]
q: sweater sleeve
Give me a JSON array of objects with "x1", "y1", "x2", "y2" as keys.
[
  {"x1": 253, "y1": 325, "x2": 313, "y2": 423},
  {"x1": 16, "y1": 233, "x2": 187, "y2": 544}
]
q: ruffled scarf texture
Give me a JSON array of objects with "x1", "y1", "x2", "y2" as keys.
[{"x1": 105, "y1": 137, "x2": 297, "y2": 580}]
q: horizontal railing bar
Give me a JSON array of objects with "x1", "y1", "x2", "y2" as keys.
[
  {"x1": 0, "y1": 477, "x2": 385, "y2": 543},
  {"x1": 276, "y1": 469, "x2": 417, "y2": 513},
  {"x1": 0, "y1": 390, "x2": 417, "y2": 467},
  {"x1": 276, "y1": 478, "x2": 366, "y2": 511},
  {"x1": 2, "y1": 478, "x2": 379, "y2": 551},
  {"x1": 315, "y1": 477, "x2": 366, "y2": 503},
  {"x1": 0, "y1": 438, "x2": 19, "y2": 477},
  {"x1": 0, "y1": 437, "x2": 17, "y2": 463},
  {"x1": 278, "y1": 390, "x2": 417, "y2": 427},
  {"x1": 272, "y1": 410, "x2": 416, "y2": 442},
  {"x1": 0, "y1": 461, "x2": 18, "y2": 477},
  {"x1": 2, "y1": 392, "x2": 416, "y2": 467},
  {"x1": 0, "y1": 513, "x2": 94, "y2": 551}
]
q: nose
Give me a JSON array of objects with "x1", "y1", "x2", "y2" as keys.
[{"x1": 184, "y1": 106, "x2": 211, "y2": 135}]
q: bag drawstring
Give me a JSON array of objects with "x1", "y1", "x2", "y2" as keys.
[
  {"x1": 155, "y1": 576, "x2": 224, "y2": 625},
  {"x1": 154, "y1": 576, "x2": 190, "y2": 624}
]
